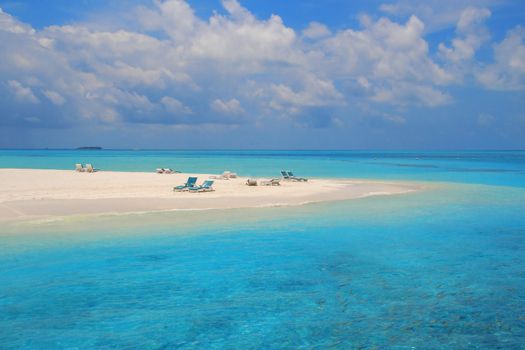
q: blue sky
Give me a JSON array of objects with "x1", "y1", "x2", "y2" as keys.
[{"x1": 0, "y1": 0, "x2": 524, "y2": 149}]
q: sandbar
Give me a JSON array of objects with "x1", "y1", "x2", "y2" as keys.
[{"x1": 0, "y1": 169, "x2": 422, "y2": 222}]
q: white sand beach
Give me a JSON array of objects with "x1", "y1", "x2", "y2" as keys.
[{"x1": 0, "y1": 169, "x2": 422, "y2": 221}]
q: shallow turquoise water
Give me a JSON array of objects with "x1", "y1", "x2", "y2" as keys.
[
  {"x1": 1, "y1": 151, "x2": 525, "y2": 348},
  {"x1": 1, "y1": 149, "x2": 525, "y2": 187}
]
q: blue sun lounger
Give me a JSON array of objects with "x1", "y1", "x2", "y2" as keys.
[
  {"x1": 281, "y1": 170, "x2": 290, "y2": 179},
  {"x1": 287, "y1": 171, "x2": 308, "y2": 182},
  {"x1": 281, "y1": 170, "x2": 308, "y2": 182},
  {"x1": 173, "y1": 177, "x2": 197, "y2": 191},
  {"x1": 189, "y1": 180, "x2": 215, "y2": 192}
]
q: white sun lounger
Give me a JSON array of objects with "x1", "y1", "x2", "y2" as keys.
[
  {"x1": 85, "y1": 164, "x2": 98, "y2": 173},
  {"x1": 210, "y1": 171, "x2": 238, "y2": 180},
  {"x1": 75, "y1": 163, "x2": 85, "y2": 172},
  {"x1": 157, "y1": 168, "x2": 178, "y2": 174},
  {"x1": 260, "y1": 178, "x2": 281, "y2": 186}
]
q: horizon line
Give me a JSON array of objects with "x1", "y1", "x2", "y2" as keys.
[{"x1": 0, "y1": 148, "x2": 524, "y2": 152}]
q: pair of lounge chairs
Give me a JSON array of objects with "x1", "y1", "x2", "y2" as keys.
[
  {"x1": 245, "y1": 178, "x2": 281, "y2": 186},
  {"x1": 260, "y1": 178, "x2": 281, "y2": 186},
  {"x1": 281, "y1": 170, "x2": 307, "y2": 182},
  {"x1": 75, "y1": 163, "x2": 98, "y2": 173},
  {"x1": 173, "y1": 177, "x2": 214, "y2": 192},
  {"x1": 156, "y1": 168, "x2": 179, "y2": 174},
  {"x1": 210, "y1": 171, "x2": 238, "y2": 180}
]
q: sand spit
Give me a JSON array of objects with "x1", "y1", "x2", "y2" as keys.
[{"x1": 0, "y1": 169, "x2": 422, "y2": 222}]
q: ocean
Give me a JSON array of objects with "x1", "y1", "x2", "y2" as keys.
[{"x1": 1, "y1": 150, "x2": 524, "y2": 348}]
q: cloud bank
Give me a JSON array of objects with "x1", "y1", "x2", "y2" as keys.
[{"x1": 0, "y1": 1, "x2": 524, "y2": 136}]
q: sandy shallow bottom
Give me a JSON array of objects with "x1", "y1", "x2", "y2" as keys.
[{"x1": 0, "y1": 169, "x2": 423, "y2": 222}]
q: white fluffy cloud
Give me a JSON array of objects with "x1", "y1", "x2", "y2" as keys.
[
  {"x1": 0, "y1": 0, "x2": 521, "y2": 131},
  {"x1": 211, "y1": 98, "x2": 244, "y2": 114},
  {"x1": 8, "y1": 80, "x2": 39, "y2": 103},
  {"x1": 379, "y1": 0, "x2": 498, "y2": 33},
  {"x1": 439, "y1": 7, "x2": 491, "y2": 63},
  {"x1": 43, "y1": 90, "x2": 65, "y2": 105},
  {"x1": 303, "y1": 22, "x2": 331, "y2": 39},
  {"x1": 372, "y1": 82, "x2": 452, "y2": 107},
  {"x1": 477, "y1": 27, "x2": 525, "y2": 91},
  {"x1": 319, "y1": 15, "x2": 454, "y2": 106},
  {"x1": 161, "y1": 96, "x2": 192, "y2": 115},
  {"x1": 268, "y1": 75, "x2": 344, "y2": 114}
]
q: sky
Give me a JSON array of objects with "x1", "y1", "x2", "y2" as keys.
[{"x1": 0, "y1": 0, "x2": 524, "y2": 149}]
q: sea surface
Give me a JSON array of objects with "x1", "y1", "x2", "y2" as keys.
[{"x1": 1, "y1": 150, "x2": 525, "y2": 349}]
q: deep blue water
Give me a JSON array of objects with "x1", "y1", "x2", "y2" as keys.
[{"x1": 1, "y1": 150, "x2": 525, "y2": 349}]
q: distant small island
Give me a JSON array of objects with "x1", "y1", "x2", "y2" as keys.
[{"x1": 76, "y1": 147, "x2": 102, "y2": 150}]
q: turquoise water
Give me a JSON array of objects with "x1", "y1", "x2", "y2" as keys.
[
  {"x1": 2, "y1": 149, "x2": 525, "y2": 187},
  {"x1": 1, "y1": 151, "x2": 525, "y2": 348}
]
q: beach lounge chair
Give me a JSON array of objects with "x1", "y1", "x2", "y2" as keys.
[
  {"x1": 85, "y1": 164, "x2": 98, "y2": 173},
  {"x1": 260, "y1": 179, "x2": 270, "y2": 186},
  {"x1": 173, "y1": 177, "x2": 197, "y2": 191},
  {"x1": 260, "y1": 178, "x2": 281, "y2": 186},
  {"x1": 189, "y1": 180, "x2": 214, "y2": 192},
  {"x1": 222, "y1": 171, "x2": 238, "y2": 179},
  {"x1": 156, "y1": 168, "x2": 164, "y2": 173},
  {"x1": 281, "y1": 170, "x2": 291, "y2": 180},
  {"x1": 210, "y1": 171, "x2": 237, "y2": 180},
  {"x1": 75, "y1": 163, "x2": 85, "y2": 172},
  {"x1": 287, "y1": 171, "x2": 308, "y2": 182},
  {"x1": 162, "y1": 168, "x2": 179, "y2": 174}
]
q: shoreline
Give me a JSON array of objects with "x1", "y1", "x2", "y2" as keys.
[{"x1": 0, "y1": 168, "x2": 423, "y2": 222}]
